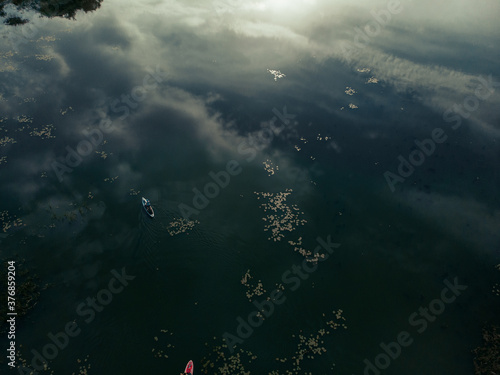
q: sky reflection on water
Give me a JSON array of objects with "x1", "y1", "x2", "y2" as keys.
[{"x1": 0, "y1": 0, "x2": 499, "y2": 374}]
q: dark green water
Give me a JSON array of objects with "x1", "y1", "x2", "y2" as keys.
[{"x1": 0, "y1": 0, "x2": 499, "y2": 374}]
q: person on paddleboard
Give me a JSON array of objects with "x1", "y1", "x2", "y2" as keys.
[{"x1": 182, "y1": 360, "x2": 194, "y2": 374}]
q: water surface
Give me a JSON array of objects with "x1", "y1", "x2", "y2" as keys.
[{"x1": 0, "y1": 0, "x2": 499, "y2": 374}]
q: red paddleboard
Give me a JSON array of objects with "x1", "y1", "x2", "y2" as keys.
[{"x1": 184, "y1": 360, "x2": 194, "y2": 374}]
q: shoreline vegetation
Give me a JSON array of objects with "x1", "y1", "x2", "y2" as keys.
[
  {"x1": 473, "y1": 325, "x2": 500, "y2": 375},
  {"x1": 0, "y1": 0, "x2": 103, "y2": 25}
]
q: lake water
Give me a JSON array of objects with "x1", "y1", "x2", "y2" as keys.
[{"x1": 0, "y1": 0, "x2": 499, "y2": 374}]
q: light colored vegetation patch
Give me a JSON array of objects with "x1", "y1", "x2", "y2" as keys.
[
  {"x1": 254, "y1": 189, "x2": 307, "y2": 242},
  {"x1": 288, "y1": 237, "x2": 325, "y2": 263},
  {"x1": 95, "y1": 150, "x2": 108, "y2": 159},
  {"x1": 166, "y1": 218, "x2": 200, "y2": 236},
  {"x1": 0, "y1": 211, "x2": 24, "y2": 232},
  {"x1": 129, "y1": 188, "x2": 140, "y2": 196},
  {"x1": 316, "y1": 134, "x2": 331, "y2": 141},
  {"x1": 17, "y1": 115, "x2": 33, "y2": 123},
  {"x1": 241, "y1": 269, "x2": 266, "y2": 302},
  {"x1": 273, "y1": 310, "x2": 347, "y2": 373},
  {"x1": 263, "y1": 159, "x2": 279, "y2": 176},
  {"x1": 152, "y1": 329, "x2": 174, "y2": 359},
  {"x1": 16, "y1": 348, "x2": 50, "y2": 372},
  {"x1": 37, "y1": 36, "x2": 57, "y2": 42},
  {"x1": 0, "y1": 51, "x2": 14, "y2": 59},
  {"x1": 104, "y1": 176, "x2": 119, "y2": 183},
  {"x1": 268, "y1": 69, "x2": 286, "y2": 81},
  {"x1": 201, "y1": 337, "x2": 257, "y2": 375},
  {"x1": 493, "y1": 284, "x2": 500, "y2": 297},
  {"x1": 72, "y1": 355, "x2": 91, "y2": 375},
  {"x1": 200, "y1": 310, "x2": 347, "y2": 374},
  {"x1": 0, "y1": 64, "x2": 17, "y2": 72},
  {"x1": 29, "y1": 124, "x2": 55, "y2": 139},
  {"x1": 0, "y1": 136, "x2": 16, "y2": 146},
  {"x1": 35, "y1": 54, "x2": 54, "y2": 61},
  {"x1": 326, "y1": 309, "x2": 348, "y2": 330},
  {"x1": 345, "y1": 87, "x2": 356, "y2": 95},
  {"x1": 166, "y1": 218, "x2": 199, "y2": 236},
  {"x1": 60, "y1": 107, "x2": 74, "y2": 115},
  {"x1": 0, "y1": 51, "x2": 16, "y2": 72}
]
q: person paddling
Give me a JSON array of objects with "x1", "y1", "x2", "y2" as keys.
[{"x1": 183, "y1": 360, "x2": 194, "y2": 374}]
